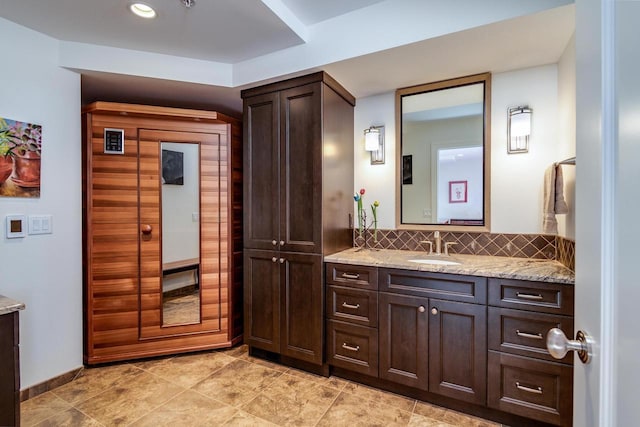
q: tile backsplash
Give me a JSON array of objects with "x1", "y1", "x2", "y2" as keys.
[{"x1": 354, "y1": 229, "x2": 575, "y2": 271}]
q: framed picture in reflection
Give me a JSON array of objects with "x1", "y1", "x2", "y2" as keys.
[
  {"x1": 162, "y1": 149, "x2": 184, "y2": 185},
  {"x1": 449, "y1": 180, "x2": 467, "y2": 203},
  {"x1": 402, "y1": 155, "x2": 412, "y2": 185}
]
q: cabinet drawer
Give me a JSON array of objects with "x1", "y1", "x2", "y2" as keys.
[
  {"x1": 326, "y1": 263, "x2": 378, "y2": 290},
  {"x1": 379, "y1": 268, "x2": 486, "y2": 304},
  {"x1": 488, "y1": 351, "x2": 572, "y2": 427},
  {"x1": 326, "y1": 320, "x2": 378, "y2": 377},
  {"x1": 327, "y1": 285, "x2": 378, "y2": 327},
  {"x1": 488, "y1": 278, "x2": 574, "y2": 315},
  {"x1": 489, "y1": 307, "x2": 573, "y2": 364}
]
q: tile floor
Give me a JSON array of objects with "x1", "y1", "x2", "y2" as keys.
[{"x1": 21, "y1": 345, "x2": 503, "y2": 427}]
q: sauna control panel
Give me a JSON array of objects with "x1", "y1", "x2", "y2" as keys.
[{"x1": 104, "y1": 128, "x2": 125, "y2": 154}]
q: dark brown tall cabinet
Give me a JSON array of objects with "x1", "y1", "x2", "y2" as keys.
[{"x1": 242, "y1": 72, "x2": 355, "y2": 366}]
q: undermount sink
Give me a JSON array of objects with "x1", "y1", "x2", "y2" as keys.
[{"x1": 408, "y1": 258, "x2": 461, "y2": 266}]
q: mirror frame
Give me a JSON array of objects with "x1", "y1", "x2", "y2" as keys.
[{"x1": 395, "y1": 72, "x2": 491, "y2": 232}]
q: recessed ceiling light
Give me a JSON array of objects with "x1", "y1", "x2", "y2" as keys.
[{"x1": 130, "y1": 3, "x2": 157, "y2": 19}]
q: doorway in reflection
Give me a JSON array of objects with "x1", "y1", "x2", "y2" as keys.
[
  {"x1": 435, "y1": 146, "x2": 483, "y2": 224},
  {"x1": 161, "y1": 142, "x2": 201, "y2": 326}
]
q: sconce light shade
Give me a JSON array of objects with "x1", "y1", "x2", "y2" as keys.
[
  {"x1": 365, "y1": 128, "x2": 380, "y2": 151},
  {"x1": 364, "y1": 126, "x2": 385, "y2": 164},
  {"x1": 507, "y1": 106, "x2": 532, "y2": 154}
]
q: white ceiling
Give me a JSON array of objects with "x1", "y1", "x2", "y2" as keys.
[
  {"x1": 280, "y1": 0, "x2": 387, "y2": 25},
  {"x1": 0, "y1": 0, "x2": 575, "y2": 117}
]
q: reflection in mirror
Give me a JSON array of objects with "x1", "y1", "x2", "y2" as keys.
[
  {"x1": 161, "y1": 142, "x2": 201, "y2": 326},
  {"x1": 397, "y1": 73, "x2": 490, "y2": 230}
]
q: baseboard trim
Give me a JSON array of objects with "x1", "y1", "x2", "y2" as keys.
[{"x1": 20, "y1": 367, "x2": 83, "y2": 402}]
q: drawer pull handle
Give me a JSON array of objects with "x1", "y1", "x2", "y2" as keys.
[
  {"x1": 516, "y1": 330, "x2": 544, "y2": 340},
  {"x1": 516, "y1": 382, "x2": 543, "y2": 394},
  {"x1": 516, "y1": 292, "x2": 544, "y2": 301},
  {"x1": 341, "y1": 302, "x2": 360, "y2": 310},
  {"x1": 342, "y1": 343, "x2": 360, "y2": 352},
  {"x1": 341, "y1": 273, "x2": 360, "y2": 280}
]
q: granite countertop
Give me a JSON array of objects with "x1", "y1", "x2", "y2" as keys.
[
  {"x1": 0, "y1": 295, "x2": 26, "y2": 315},
  {"x1": 325, "y1": 248, "x2": 575, "y2": 285}
]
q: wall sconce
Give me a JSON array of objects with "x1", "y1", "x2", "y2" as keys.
[
  {"x1": 507, "y1": 106, "x2": 532, "y2": 154},
  {"x1": 364, "y1": 125, "x2": 385, "y2": 165}
]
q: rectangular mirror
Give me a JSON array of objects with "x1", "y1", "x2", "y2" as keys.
[
  {"x1": 161, "y1": 141, "x2": 201, "y2": 326},
  {"x1": 396, "y1": 73, "x2": 491, "y2": 231}
]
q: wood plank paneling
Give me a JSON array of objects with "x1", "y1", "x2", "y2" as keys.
[{"x1": 83, "y1": 103, "x2": 242, "y2": 364}]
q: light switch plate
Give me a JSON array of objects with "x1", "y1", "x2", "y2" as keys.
[
  {"x1": 6, "y1": 215, "x2": 27, "y2": 239},
  {"x1": 29, "y1": 215, "x2": 53, "y2": 235}
]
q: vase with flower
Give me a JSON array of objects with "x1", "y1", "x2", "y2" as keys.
[
  {"x1": 354, "y1": 188, "x2": 380, "y2": 249},
  {"x1": 0, "y1": 118, "x2": 42, "y2": 188}
]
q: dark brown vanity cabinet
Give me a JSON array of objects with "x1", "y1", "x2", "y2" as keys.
[
  {"x1": 326, "y1": 263, "x2": 575, "y2": 426},
  {"x1": 487, "y1": 278, "x2": 574, "y2": 426},
  {"x1": 378, "y1": 269, "x2": 487, "y2": 404},
  {"x1": 242, "y1": 72, "x2": 355, "y2": 366},
  {"x1": 0, "y1": 311, "x2": 20, "y2": 427},
  {"x1": 326, "y1": 264, "x2": 488, "y2": 404},
  {"x1": 326, "y1": 263, "x2": 379, "y2": 376}
]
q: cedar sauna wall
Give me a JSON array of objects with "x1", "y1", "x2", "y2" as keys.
[{"x1": 82, "y1": 102, "x2": 243, "y2": 364}]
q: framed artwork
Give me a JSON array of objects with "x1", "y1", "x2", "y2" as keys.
[
  {"x1": 402, "y1": 155, "x2": 412, "y2": 185},
  {"x1": 449, "y1": 180, "x2": 467, "y2": 203},
  {"x1": 162, "y1": 149, "x2": 184, "y2": 185},
  {"x1": 0, "y1": 117, "x2": 42, "y2": 198}
]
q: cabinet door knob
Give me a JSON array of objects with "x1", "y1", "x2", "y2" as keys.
[
  {"x1": 418, "y1": 306, "x2": 426, "y2": 313},
  {"x1": 279, "y1": 240, "x2": 285, "y2": 246},
  {"x1": 272, "y1": 257, "x2": 278, "y2": 263},
  {"x1": 279, "y1": 258, "x2": 285, "y2": 264},
  {"x1": 272, "y1": 240, "x2": 277, "y2": 246},
  {"x1": 141, "y1": 224, "x2": 153, "y2": 235},
  {"x1": 431, "y1": 307, "x2": 438, "y2": 315}
]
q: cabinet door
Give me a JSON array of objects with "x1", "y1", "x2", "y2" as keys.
[
  {"x1": 0, "y1": 312, "x2": 18, "y2": 427},
  {"x1": 279, "y1": 252, "x2": 323, "y2": 364},
  {"x1": 244, "y1": 92, "x2": 280, "y2": 250},
  {"x1": 428, "y1": 299, "x2": 487, "y2": 404},
  {"x1": 379, "y1": 292, "x2": 429, "y2": 390},
  {"x1": 244, "y1": 249, "x2": 280, "y2": 353},
  {"x1": 280, "y1": 83, "x2": 322, "y2": 253}
]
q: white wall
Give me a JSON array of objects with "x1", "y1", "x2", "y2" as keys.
[
  {"x1": 491, "y1": 64, "x2": 561, "y2": 234},
  {"x1": 354, "y1": 92, "x2": 396, "y2": 229},
  {"x1": 0, "y1": 18, "x2": 83, "y2": 388},
  {"x1": 356, "y1": 64, "x2": 574, "y2": 235}
]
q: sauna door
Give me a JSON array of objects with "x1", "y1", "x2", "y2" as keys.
[{"x1": 138, "y1": 129, "x2": 223, "y2": 339}]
